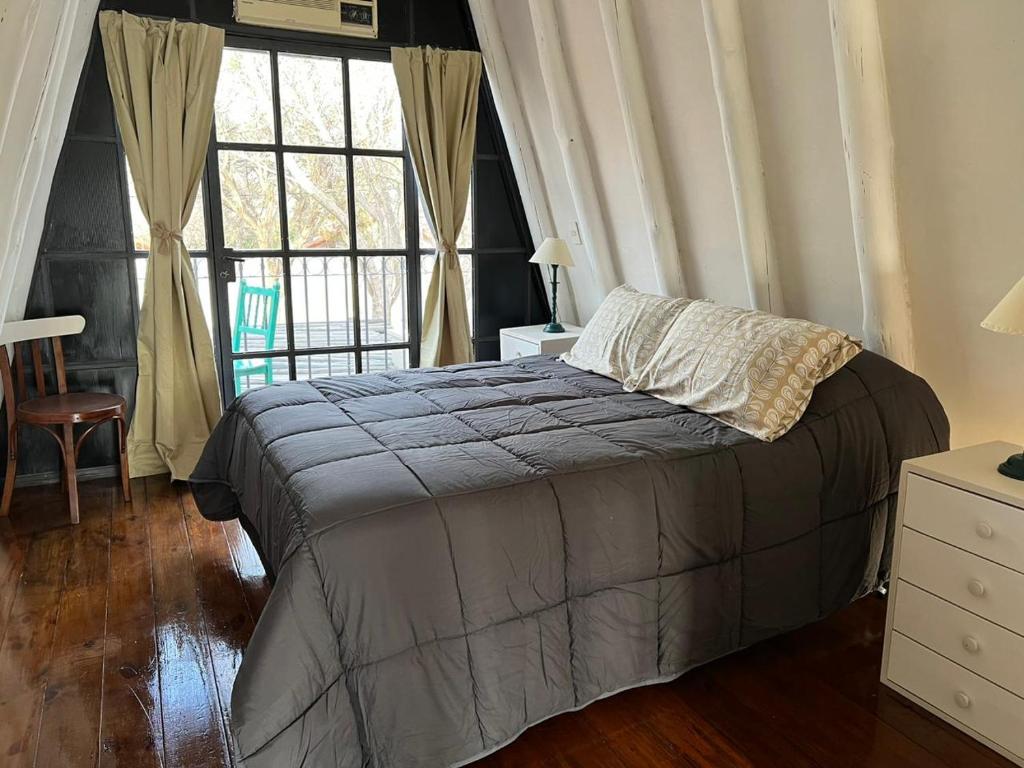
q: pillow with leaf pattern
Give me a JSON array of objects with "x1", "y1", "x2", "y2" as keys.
[{"x1": 624, "y1": 300, "x2": 862, "y2": 441}]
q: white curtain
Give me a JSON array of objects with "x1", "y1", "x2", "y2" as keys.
[{"x1": 0, "y1": 1, "x2": 100, "y2": 332}]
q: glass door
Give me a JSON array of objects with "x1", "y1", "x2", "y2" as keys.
[{"x1": 204, "y1": 40, "x2": 418, "y2": 400}]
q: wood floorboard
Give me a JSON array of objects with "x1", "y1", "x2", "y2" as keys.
[
  {"x1": 0, "y1": 477, "x2": 1017, "y2": 768},
  {"x1": 145, "y1": 476, "x2": 231, "y2": 768},
  {"x1": 34, "y1": 482, "x2": 112, "y2": 768},
  {"x1": 0, "y1": 517, "x2": 28, "y2": 650},
  {"x1": 98, "y1": 477, "x2": 162, "y2": 768},
  {"x1": 0, "y1": 519, "x2": 72, "y2": 766}
]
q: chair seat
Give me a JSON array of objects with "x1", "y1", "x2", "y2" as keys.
[{"x1": 17, "y1": 392, "x2": 127, "y2": 425}]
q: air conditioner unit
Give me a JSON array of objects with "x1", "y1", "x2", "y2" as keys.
[{"x1": 234, "y1": 0, "x2": 378, "y2": 39}]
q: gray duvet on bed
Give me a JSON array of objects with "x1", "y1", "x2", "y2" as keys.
[{"x1": 191, "y1": 351, "x2": 947, "y2": 768}]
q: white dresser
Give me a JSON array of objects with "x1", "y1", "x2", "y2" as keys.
[
  {"x1": 883, "y1": 441, "x2": 1024, "y2": 766},
  {"x1": 499, "y1": 324, "x2": 583, "y2": 360}
]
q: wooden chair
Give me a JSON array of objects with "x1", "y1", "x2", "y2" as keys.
[{"x1": 1, "y1": 316, "x2": 131, "y2": 524}]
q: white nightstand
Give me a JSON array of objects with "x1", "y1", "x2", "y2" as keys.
[
  {"x1": 499, "y1": 324, "x2": 583, "y2": 360},
  {"x1": 883, "y1": 441, "x2": 1024, "y2": 766}
]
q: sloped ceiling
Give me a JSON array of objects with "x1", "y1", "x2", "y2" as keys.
[
  {"x1": 475, "y1": 0, "x2": 1024, "y2": 448},
  {"x1": 0, "y1": 0, "x2": 99, "y2": 331}
]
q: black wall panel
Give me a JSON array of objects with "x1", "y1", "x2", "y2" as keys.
[
  {"x1": 475, "y1": 159, "x2": 525, "y2": 249},
  {"x1": 5, "y1": 0, "x2": 545, "y2": 486},
  {"x1": 475, "y1": 254, "x2": 529, "y2": 338},
  {"x1": 43, "y1": 140, "x2": 128, "y2": 252},
  {"x1": 73, "y1": 43, "x2": 116, "y2": 137},
  {"x1": 47, "y1": 258, "x2": 138, "y2": 363}
]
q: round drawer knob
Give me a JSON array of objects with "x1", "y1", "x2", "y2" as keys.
[
  {"x1": 954, "y1": 691, "x2": 971, "y2": 709},
  {"x1": 967, "y1": 579, "x2": 986, "y2": 598},
  {"x1": 976, "y1": 521, "x2": 994, "y2": 540},
  {"x1": 962, "y1": 635, "x2": 981, "y2": 654}
]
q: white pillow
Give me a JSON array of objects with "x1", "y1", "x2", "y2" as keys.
[{"x1": 560, "y1": 285, "x2": 692, "y2": 383}]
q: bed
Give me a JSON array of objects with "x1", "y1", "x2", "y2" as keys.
[{"x1": 191, "y1": 351, "x2": 948, "y2": 768}]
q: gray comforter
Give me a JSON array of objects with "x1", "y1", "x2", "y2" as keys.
[{"x1": 191, "y1": 352, "x2": 948, "y2": 768}]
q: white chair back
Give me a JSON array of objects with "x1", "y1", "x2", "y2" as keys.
[{"x1": 0, "y1": 315, "x2": 86, "y2": 345}]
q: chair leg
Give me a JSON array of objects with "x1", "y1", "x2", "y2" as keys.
[
  {"x1": 1, "y1": 425, "x2": 16, "y2": 517},
  {"x1": 116, "y1": 416, "x2": 131, "y2": 503},
  {"x1": 61, "y1": 424, "x2": 79, "y2": 525}
]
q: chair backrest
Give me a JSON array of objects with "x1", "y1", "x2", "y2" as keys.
[
  {"x1": 0, "y1": 315, "x2": 86, "y2": 423},
  {"x1": 232, "y1": 280, "x2": 281, "y2": 353}
]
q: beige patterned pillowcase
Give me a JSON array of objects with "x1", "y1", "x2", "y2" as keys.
[
  {"x1": 626, "y1": 300, "x2": 862, "y2": 441},
  {"x1": 560, "y1": 285, "x2": 693, "y2": 383}
]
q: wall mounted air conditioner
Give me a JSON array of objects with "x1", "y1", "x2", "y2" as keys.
[{"x1": 234, "y1": 0, "x2": 378, "y2": 39}]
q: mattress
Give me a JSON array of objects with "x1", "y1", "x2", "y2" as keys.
[{"x1": 191, "y1": 351, "x2": 948, "y2": 768}]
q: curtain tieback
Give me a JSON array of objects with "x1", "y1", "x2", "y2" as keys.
[
  {"x1": 152, "y1": 223, "x2": 184, "y2": 242},
  {"x1": 440, "y1": 241, "x2": 457, "y2": 259}
]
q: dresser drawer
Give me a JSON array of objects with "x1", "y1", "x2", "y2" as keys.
[
  {"x1": 898, "y1": 528, "x2": 1024, "y2": 636},
  {"x1": 499, "y1": 334, "x2": 539, "y2": 360},
  {"x1": 887, "y1": 632, "x2": 1024, "y2": 761},
  {"x1": 904, "y1": 473, "x2": 1024, "y2": 573},
  {"x1": 893, "y1": 581, "x2": 1024, "y2": 696}
]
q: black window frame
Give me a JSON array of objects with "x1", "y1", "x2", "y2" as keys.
[{"x1": 202, "y1": 36, "x2": 422, "y2": 402}]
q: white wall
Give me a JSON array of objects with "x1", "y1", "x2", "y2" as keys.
[
  {"x1": 0, "y1": 0, "x2": 99, "y2": 333},
  {"x1": 484, "y1": 0, "x2": 1024, "y2": 448}
]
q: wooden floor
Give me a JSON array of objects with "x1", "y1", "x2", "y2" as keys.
[{"x1": 0, "y1": 478, "x2": 1015, "y2": 768}]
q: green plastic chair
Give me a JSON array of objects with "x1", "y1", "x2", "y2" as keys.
[{"x1": 232, "y1": 279, "x2": 281, "y2": 395}]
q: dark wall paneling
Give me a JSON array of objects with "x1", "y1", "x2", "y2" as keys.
[
  {"x1": 72, "y1": 41, "x2": 116, "y2": 137},
  {"x1": 46, "y1": 257, "x2": 138, "y2": 363},
  {"x1": 412, "y1": 0, "x2": 472, "y2": 48},
  {"x1": 474, "y1": 339, "x2": 499, "y2": 362},
  {"x1": 476, "y1": 106, "x2": 497, "y2": 154},
  {"x1": 43, "y1": 139, "x2": 128, "y2": 252},
  {"x1": 475, "y1": 159, "x2": 526, "y2": 249},
  {"x1": 6, "y1": 0, "x2": 545, "y2": 488},
  {"x1": 475, "y1": 253, "x2": 530, "y2": 339},
  {"x1": 110, "y1": 0, "x2": 193, "y2": 19}
]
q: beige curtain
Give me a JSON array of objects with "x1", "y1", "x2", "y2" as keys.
[
  {"x1": 392, "y1": 47, "x2": 481, "y2": 367},
  {"x1": 99, "y1": 11, "x2": 223, "y2": 480}
]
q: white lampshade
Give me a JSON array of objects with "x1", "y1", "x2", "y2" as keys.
[
  {"x1": 982, "y1": 274, "x2": 1024, "y2": 335},
  {"x1": 529, "y1": 238, "x2": 575, "y2": 268}
]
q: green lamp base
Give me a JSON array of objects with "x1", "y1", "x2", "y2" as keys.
[
  {"x1": 543, "y1": 322, "x2": 565, "y2": 334},
  {"x1": 997, "y1": 452, "x2": 1024, "y2": 481}
]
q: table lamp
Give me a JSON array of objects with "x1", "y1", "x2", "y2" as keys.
[
  {"x1": 530, "y1": 238, "x2": 575, "y2": 333},
  {"x1": 982, "y1": 274, "x2": 1024, "y2": 479}
]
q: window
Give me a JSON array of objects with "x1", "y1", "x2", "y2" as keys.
[
  {"x1": 127, "y1": 42, "x2": 475, "y2": 397},
  {"x1": 213, "y1": 46, "x2": 411, "y2": 393}
]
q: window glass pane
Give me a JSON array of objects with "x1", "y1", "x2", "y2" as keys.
[
  {"x1": 418, "y1": 181, "x2": 472, "y2": 250},
  {"x1": 362, "y1": 348, "x2": 409, "y2": 373},
  {"x1": 359, "y1": 256, "x2": 408, "y2": 344},
  {"x1": 295, "y1": 352, "x2": 357, "y2": 380},
  {"x1": 284, "y1": 153, "x2": 349, "y2": 249},
  {"x1": 420, "y1": 253, "x2": 473, "y2": 336},
  {"x1": 135, "y1": 257, "x2": 214, "y2": 337},
  {"x1": 215, "y1": 48, "x2": 275, "y2": 144},
  {"x1": 228, "y1": 257, "x2": 287, "y2": 353},
  {"x1": 354, "y1": 155, "x2": 405, "y2": 249},
  {"x1": 219, "y1": 151, "x2": 282, "y2": 249},
  {"x1": 292, "y1": 256, "x2": 354, "y2": 349},
  {"x1": 126, "y1": 159, "x2": 207, "y2": 252},
  {"x1": 234, "y1": 356, "x2": 289, "y2": 394},
  {"x1": 279, "y1": 53, "x2": 346, "y2": 148},
  {"x1": 349, "y1": 59, "x2": 403, "y2": 150}
]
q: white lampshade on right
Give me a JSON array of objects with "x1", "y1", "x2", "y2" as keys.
[
  {"x1": 982, "y1": 273, "x2": 1024, "y2": 480},
  {"x1": 529, "y1": 238, "x2": 575, "y2": 268},
  {"x1": 982, "y1": 274, "x2": 1024, "y2": 335}
]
